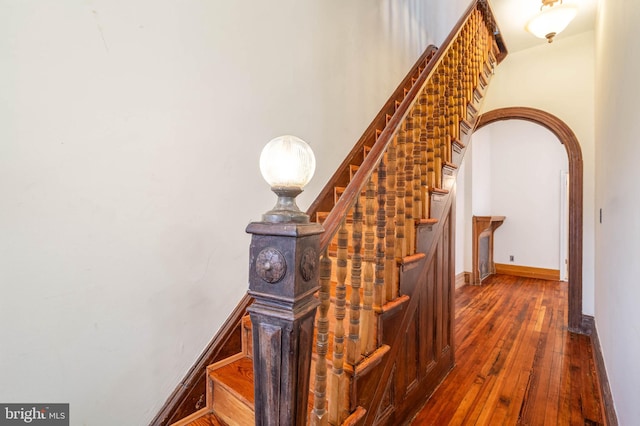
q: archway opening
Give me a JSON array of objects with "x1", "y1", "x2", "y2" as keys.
[{"x1": 475, "y1": 107, "x2": 585, "y2": 333}]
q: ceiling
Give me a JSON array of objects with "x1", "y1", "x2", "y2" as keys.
[{"x1": 488, "y1": 0, "x2": 598, "y2": 52}]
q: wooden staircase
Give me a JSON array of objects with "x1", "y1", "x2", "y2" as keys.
[{"x1": 153, "y1": 1, "x2": 507, "y2": 425}]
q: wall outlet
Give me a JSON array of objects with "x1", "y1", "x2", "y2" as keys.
[{"x1": 509, "y1": 255, "x2": 514, "y2": 262}]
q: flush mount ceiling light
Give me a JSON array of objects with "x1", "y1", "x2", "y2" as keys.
[{"x1": 525, "y1": 0, "x2": 578, "y2": 43}]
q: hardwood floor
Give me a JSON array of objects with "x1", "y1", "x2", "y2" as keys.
[{"x1": 410, "y1": 274, "x2": 605, "y2": 426}]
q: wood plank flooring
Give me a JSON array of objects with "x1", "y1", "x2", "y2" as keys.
[{"x1": 410, "y1": 274, "x2": 605, "y2": 426}]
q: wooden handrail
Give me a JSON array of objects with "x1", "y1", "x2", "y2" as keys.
[{"x1": 315, "y1": 0, "x2": 505, "y2": 251}]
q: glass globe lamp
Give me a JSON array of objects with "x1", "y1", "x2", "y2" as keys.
[
  {"x1": 526, "y1": 0, "x2": 578, "y2": 43},
  {"x1": 259, "y1": 135, "x2": 316, "y2": 223}
]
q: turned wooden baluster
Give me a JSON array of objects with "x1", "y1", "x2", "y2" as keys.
[
  {"x1": 415, "y1": 91, "x2": 429, "y2": 220},
  {"x1": 347, "y1": 199, "x2": 363, "y2": 365},
  {"x1": 361, "y1": 180, "x2": 376, "y2": 355},
  {"x1": 443, "y1": 58, "x2": 453, "y2": 164},
  {"x1": 375, "y1": 159, "x2": 387, "y2": 309},
  {"x1": 434, "y1": 68, "x2": 445, "y2": 189},
  {"x1": 329, "y1": 220, "x2": 349, "y2": 424},
  {"x1": 440, "y1": 65, "x2": 451, "y2": 168},
  {"x1": 395, "y1": 126, "x2": 407, "y2": 259},
  {"x1": 446, "y1": 51, "x2": 459, "y2": 147},
  {"x1": 311, "y1": 250, "x2": 332, "y2": 426},
  {"x1": 455, "y1": 40, "x2": 466, "y2": 131},
  {"x1": 404, "y1": 116, "x2": 415, "y2": 256},
  {"x1": 385, "y1": 139, "x2": 398, "y2": 302},
  {"x1": 465, "y1": 22, "x2": 474, "y2": 106},
  {"x1": 472, "y1": 13, "x2": 481, "y2": 92},
  {"x1": 426, "y1": 79, "x2": 437, "y2": 192}
]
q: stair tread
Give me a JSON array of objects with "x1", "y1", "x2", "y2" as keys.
[
  {"x1": 209, "y1": 356, "x2": 255, "y2": 406},
  {"x1": 182, "y1": 412, "x2": 226, "y2": 426}
]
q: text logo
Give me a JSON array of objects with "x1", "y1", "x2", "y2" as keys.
[{"x1": 0, "y1": 404, "x2": 68, "y2": 426}]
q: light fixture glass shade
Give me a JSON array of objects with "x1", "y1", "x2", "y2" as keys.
[
  {"x1": 526, "y1": 3, "x2": 578, "y2": 42},
  {"x1": 260, "y1": 135, "x2": 316, "y2": 190}
]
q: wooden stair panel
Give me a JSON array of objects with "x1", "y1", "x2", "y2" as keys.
[
  {"x1": 207, "y1": 355, "x2": 255, "y2": 426},
  {"x1": 349, "y1": 164, "x2": 359, "y2": 180},
  {"x1": 334, "y1": 186, "x2": 346, "y2": 204},
  {"x1": 241, "y1": 316, "x2": 252, "y2": 358},
  {"x1": 442, "y1": 161, "x2": 458, "y2": 191},
  {"x1": 451, "y1": 138, "x2": 466, "y2": 167},
  {"x1": 466, "y1": 103, "x2": 478, "y2": 122}
]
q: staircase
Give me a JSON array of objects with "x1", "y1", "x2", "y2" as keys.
[{"x1": 153, "y1": 1, "x2": 507, "y2": 425}]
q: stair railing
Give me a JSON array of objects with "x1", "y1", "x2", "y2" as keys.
[{"x1": 307, "y1": 1, "x2": 505, "y2": 424}]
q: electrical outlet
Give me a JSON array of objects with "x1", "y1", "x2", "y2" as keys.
[{"x1": 509, "y1": 255, "x2": 514, "y2": 262}]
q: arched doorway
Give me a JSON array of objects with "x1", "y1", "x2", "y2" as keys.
[{"x1": 475, "y1": 107, "x2": 585, "y2": 334}]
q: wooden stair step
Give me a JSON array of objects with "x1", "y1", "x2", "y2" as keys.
[
  {"x1": 452, "y1": 138, "x2": 466, "y2": 151},
  {"x1": 208, "y1": 355, "x2": 255, "y2": 426},
  {"x1": 349, "y1": 164, "x2": 359, "y2": 180},
  {"x1": 443, "y1": 161, "x2": 458, "y2": 171},
  {"x1": 334, "y1": 186, "x2": 346, "y2": 203},
  {"x1": 349, "y1": 164, "x2": 379, "y2": 182},
  {"x1": 466, "y1": 103, "x2": 478, "y2": 122},
  {"x1": 429, "y1": 187, "x2": 450, "y2": 195},
  {"x1": 179, "y1": 410, "x2": 227, "y2": 426}
]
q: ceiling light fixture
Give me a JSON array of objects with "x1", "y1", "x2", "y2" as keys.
[{"x1": 525, "y1": 0, "x2": 578, "y2": 43}]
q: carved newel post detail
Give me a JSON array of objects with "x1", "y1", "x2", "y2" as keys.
[{"x1": 247, "y1": 135, "x2": 323, "y2": 425}]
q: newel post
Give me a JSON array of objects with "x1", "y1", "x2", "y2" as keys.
[{"x1": 247, "y1": 135, "x2": 323, "y2": 425}]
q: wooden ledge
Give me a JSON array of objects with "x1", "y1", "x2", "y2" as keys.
[
  {"x1": 354, "y1": 344, "x2": 390, "y2": 376},
  {"x1": 400, "y1": 253, "x2": 426, "y2": 266},
  {"x1": 479, "y1": 71, "x2": 488, "y2": 87},
  {"x1": 377, "y1": 294, "x2": 410, "y2": 315},
  {"x1": 443, "y1": 161, "x2": 458, "y2": 170},
  {"x1": 416, "y1": 218, "x2": 438, "y2": 226},
  {"x1": 452, "y1": 138, "x2": 466, "y2": 150},
  {"x1": 460, "y1": 119, "x2": 473, "y2": 133},
  {"x1": 429, "y1": 187, "x2": 450, "y2": 195},
  {"x1": 342, "y1": 406, "x2": 367, "y2": 426}
]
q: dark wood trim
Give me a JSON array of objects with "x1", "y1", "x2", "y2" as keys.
[
  {"x1": 494, "y1": 263, "x2": 560, "y2": 281},
  {"x1": 455, "y1": 272, "x2": 470, "y2": 288},
  {"x1": 471, "y1": 215, "x2": 505, "y2": 285},
  {"x1": 149, "y1": 294, "x2": 253, "y2": 426},
  {"x1": 581, "y1": 315, "x2": 619, "y2": 426},
  {"x1": 475, "y1": 107, "x2": 585, "y2": 334}
]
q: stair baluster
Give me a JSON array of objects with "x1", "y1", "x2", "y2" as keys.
[
  {"x1": 347, "y1": 200, "x2": 363, "y2": 365},
  {"x1": 395, "y1": 129, "x2": 407, "y2": 259},
  {"x1": 311, "y1": 250, "x2": 332, "y2": 426},
  {"x1": 329, "y1": 220, "x2": 349, "y2": 424},
  {"x1": 361, "y1": 180, "x2": 376, "y2": 355},
  {"x1": 375, "y1": 159, "x2": 387, "y2": 311},
  {"x1": 385, "y1": 141, "x2": 398, "y2": 302}
]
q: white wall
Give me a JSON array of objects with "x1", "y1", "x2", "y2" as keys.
[
  {"x1": 470, "y1": 130, "x2": 492, "y2": 214},
  {"x1": 454, "y1": 153, "x2": 468, "y2": 275},
  {"x1": 594, "y1": 0, "x2": 640, "y2": 422},
  {"x1": 482, "y1": 30, "x2": 596, "y2": 314},
  {"x1": 477, "y1": 121, "x2": 567, "y2": 269},
  {"x1": 457, "y1": 121, "x2": 567, "y2": 276},
  {"x1": 0, "y1": 0, "x2": 472, "y2": 424}
]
